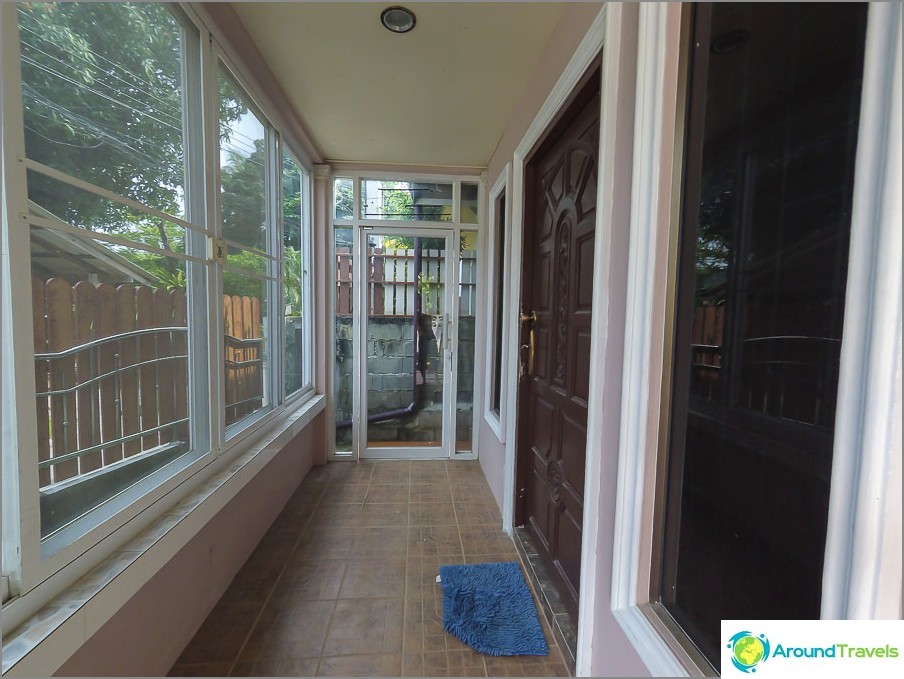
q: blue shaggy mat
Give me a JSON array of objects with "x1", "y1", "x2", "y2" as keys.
[{"x1": 439, "y1": 561, "x2": 549, "y2": 656}]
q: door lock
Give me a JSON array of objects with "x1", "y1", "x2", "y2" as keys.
[{"x1": 519, "y1": 310, "x2": 537, "y2": 377}]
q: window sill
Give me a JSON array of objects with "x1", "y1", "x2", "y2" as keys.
[{"x1": 1, "y1": 394, "x2": 325, "y2": 677}]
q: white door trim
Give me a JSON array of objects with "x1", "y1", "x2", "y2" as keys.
[
  {"x1": 499, "y1": 5, "x2": 609, "y2": 677},
  {"x1": 821, "y1": 1, "x2": 903, "y2": 620}
]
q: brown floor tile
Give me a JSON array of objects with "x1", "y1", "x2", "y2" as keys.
[
  {"x1": 295, "y1": 527, "x2": 356, "y2": 560},
  {"x1": 408, "y1": 525, "x2": 463, "y2": 558},
  {"x1": 366, "y1": 484, "x2": 410, "y2": 503},
  {"x1": 276, "y1": 558, "x2": 347, "y2": 601},
  {"x1": 340, "y1": 559, "x2": 406, "y2": 599},
  {"x1": 261, "y1": 599, "x2": 336, "y2": 660},
  {"x1": 450, "y1": 484, "x2": 498, "y2": 504},
  {"x1": 359, "y1": 502, "x2": 409, "y2": 527},
  {"x1": 463, "y1": 553, "x2": 522, "y2": 568},
  {"x1": 322, "y1": 597, "x2": 404, "y2": 656},
  {"x1": 169, "y1": 661, "x2": 232, "y2": 676},
  {"x1": 176, "y1": 600, "x2": 260, "y2": 665},
  {"x1": 351, "y1": 526, "x2": 408, "y2": 557},
  {"x1": 319, "y1": 483, "x2": 369, "y2": 504},
  {"x1": 308, "y1": 504, "x2": 366, "y2": 529},
  {"x1": 423, "y1": 649, "x2": 487, "y2": 677},
  {"x1": 409, "y1": 501, "x2": 457, "y2": 527},
  {"x1": 316, "y1": 653, "x2": 402, "y2": 677},
  {"x1": 331, "y1": 463, "x2": 375, "y2": 485},
  {"x1": 453, "y1": 502, "x2": 501, "y2": 526},
  {"x1": 410, "y1": 461, "x2": 449, "y2": 483},
  {"x1": 401, "y1": 652, "x2": 425, "y2": 677},
  {"x1": 409, "y1": 482, "x2": 453, "y2": 503},
  {"x1": 371, "y1": 462, "x2": 411, "y2": 485},
  {"x1": 459, "y1": 526, "x2": 518, "y2": 557},
  {"x1": 173, "y1": 460, "x2": 570, "y2": 678}
]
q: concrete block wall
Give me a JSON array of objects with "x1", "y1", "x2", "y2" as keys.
[{"x1": 333, "y1": 316, "x2": 475, "y2": 447}]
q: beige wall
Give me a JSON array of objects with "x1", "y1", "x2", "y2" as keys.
[
  {"x1": 55, "y1": 412, "x2": 325, "y2": 677},
  {"x1": 479, "y1": 4, "x2": 649, "y2": 675}
]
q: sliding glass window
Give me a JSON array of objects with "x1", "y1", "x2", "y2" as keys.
[
  {"x1": 218, "y1": 66, "x2": 274, "y2": 431},
  {"x1": 282, "y1": 151, "x2": 312, "y2": 398},
  {"x1": 2, "y1": 1, "x2": 316, "y2": 613},
  {"x1": 17, "y1": 2, "x2": 206, "y2": 544}
]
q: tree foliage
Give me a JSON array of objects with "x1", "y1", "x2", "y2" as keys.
[{"x1": 19, "y1": 3, "x2": 301, "y2": 299}]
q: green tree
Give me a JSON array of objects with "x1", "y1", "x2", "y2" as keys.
[{"x1": 19, "y1": 2, "x2": 245, "y2": 285}]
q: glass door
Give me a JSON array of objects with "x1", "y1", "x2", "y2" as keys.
[{"x1": 358, "y1": 228, "x2": 455, "y2": 458}]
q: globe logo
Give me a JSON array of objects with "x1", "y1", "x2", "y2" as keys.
[{"x1": 727, "y1": 631, "x2": 771, "y2": 673}]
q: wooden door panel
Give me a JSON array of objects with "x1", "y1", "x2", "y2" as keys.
[{"x1": 517, "y1": 66, "x2": 600, "y2": 623}]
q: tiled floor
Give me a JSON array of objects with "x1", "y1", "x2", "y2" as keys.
[{"x1": 169, "y1": 460, "x2": 570, "y2": 677}]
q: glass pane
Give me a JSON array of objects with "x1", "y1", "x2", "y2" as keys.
[
  {"x1": 460, "y1": 183, "x2": 479, "y2": 224},
  {"x1": 283, "y1": 152, "x2": 306, "y2": 397},
  {"x1": 223, "y1": 273, "x2": 270, "y2": 429},
  {"x1": 219, "y1": 66, "x2": 267, "y2": 251},
  {"x1": 30, "y1": 226, "x2": 193, "y2": 538},
  {"x1": 456, "y1": 231, "x2": 478, "y2": 453},
  {"x1": 26, "y1": 170, "x2": 188, "y2": 259},
  {"x1": 360, "y1": 180, "x2": 453, "y2": 222},
  {"x1": 366, "y1": 235, "x2": 446, "y2": 448},
  {"x1": 334, "y1": 177, "x2": 353, "y2": 220},
  {"x1": 661, "y1": 3, "x2": 868, "y2": 664},
  {"x1": 18, "y1": 3, "x2": 188, "y2": 219},
  {"x1": 333, "y1": 226, "x2": 354, "y2": 454}
]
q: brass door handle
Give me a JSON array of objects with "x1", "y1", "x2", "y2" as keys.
[{"x1": 520, "y1": 311, "x2": 537, "y2": 376}]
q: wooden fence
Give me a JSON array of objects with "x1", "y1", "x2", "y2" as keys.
[
  {"x1": 32, "y1": 277, "x2": 260, "y2": 487},
  {"x1": 690, "y1": 301, "x2": 725, "y2": 388},
  {"x1": 336, "y1": 248, "x2": 477, "y2": 317}
]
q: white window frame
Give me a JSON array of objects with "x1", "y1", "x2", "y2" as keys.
[
  {"x1": 483, "y1": 163, "x2": 511, "y2": 444},
  {"x1": 280, "y1": 149, "x2": 315, "y2": 405},
  {"x1": 1, "y1": 0, "x2": 322, "y2": 635},
  {"x1": 606, "y1": 2, "x2": 902, "y2": 676},
  {"x1": 2, "y1": 1, "x2": 218, "y2": 609}
]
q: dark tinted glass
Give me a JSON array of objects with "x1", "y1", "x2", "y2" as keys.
[
  {"x1": 661, "y1": 3, "x2": 868, "y2": 665},
  {"x1": 492, "y1": 191, "x2": 506, "y2": 414}
]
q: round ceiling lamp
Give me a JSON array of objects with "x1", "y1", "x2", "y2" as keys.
[{"x1": 381, "y1": 6, "x2": 416, "y2": 34}]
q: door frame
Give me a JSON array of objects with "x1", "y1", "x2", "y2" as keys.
[
  {"x1": 356, "y1": 225, "x2": 456, "y2": 459},
  {"x1": 499, "y1": 5, "x2": 609, "y2": 674},
  {"x1": 328, "y1": 172, "x2": 484, "y2": 462}
]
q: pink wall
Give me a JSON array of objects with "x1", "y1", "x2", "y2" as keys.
[
  {"x1": 55, "y1": 412, "x2": 325, "y2": 677},
  {"x1": 479, "y1": 2, "x2": 606, "y2": 512}
]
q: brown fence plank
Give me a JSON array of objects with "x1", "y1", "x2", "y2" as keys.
[
  {"x1": 233, "y1": 295, "x2": 247, "y2": 419},
  {"x1": 74, "y1": 281, "x2": 101, "y2": 473},
  {"x1": 242, "y1": 295, "x2": 255, "y2": 416},
  {"x1": 371, "y1": 248, "x2": 385, "y2": 315},
  {"x1": 224, "y1": 294, "x2": 236, "y2": 425},
  {"x1": 154, "y1": 289, "x2": 175, "y2": 444},
  {"x1": 116, "y1": 285, "x2": 140, "y2": 458},
  {"x1": 249, "y1": 295, "x2": 262, "y2": 413},
  {"x1": 337, "y1": 248, "x2": 352, "y2": 315},
  {"x1": 171, "y1": 290, "x2": 188, "y2": 443},
  {"x1": 33, "y1": 277, "x2": 51, "y2": 487},
  {"x1": 95, "y1": 283, "x2": 120, "y2": 466},
  {"x1": 45, "y1": 278, "x2": 79, "y2": 482},
  {"x1": 136, "y1": 286, "x2": 158, "y2": 451}
]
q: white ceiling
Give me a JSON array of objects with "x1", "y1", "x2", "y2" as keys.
[{"x1": 231, "y1": 2, "x2": 567, "y2": 168}]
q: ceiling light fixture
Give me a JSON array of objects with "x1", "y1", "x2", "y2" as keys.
[{"x1": 381, "y1": 6, "x2": 416, "y2": 34}]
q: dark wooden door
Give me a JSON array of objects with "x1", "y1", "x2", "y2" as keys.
[{"x1": 517, "y1": 68, "x2": 600, "y2": 622}]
